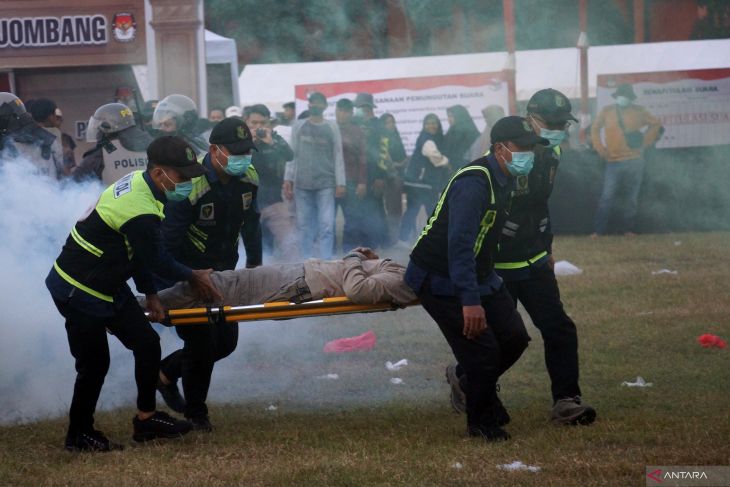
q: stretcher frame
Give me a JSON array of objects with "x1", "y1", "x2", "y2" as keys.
[{"x1": 158, "y1": 297, "x2": 416, "y2": 326}]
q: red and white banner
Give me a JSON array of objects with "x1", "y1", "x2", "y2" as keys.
[
  {"x1": 597, "y1": 69, "x2": 730, "y2": 149},
  {"x1": 295, "y1": 72, "x2": 508, "y2": 153}
]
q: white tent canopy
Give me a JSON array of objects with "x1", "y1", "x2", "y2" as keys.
[
  {"x1": 204, "y1": 29, "x2": 240, "y2": 107},
  {"x1": 238, "y1": 39, "x2": 730, "y2": 110},
  {"x1": 134, "y1": 29, "x2": 240, "y2": 105}
]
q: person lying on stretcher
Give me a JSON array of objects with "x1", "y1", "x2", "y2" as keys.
[{"x1": 145, "y1": 247, "x2": 417, "y2": 310}]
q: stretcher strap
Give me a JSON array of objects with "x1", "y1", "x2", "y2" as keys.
[{"x1": 160, "y1": 297, "x2": 418, "y2": 326}]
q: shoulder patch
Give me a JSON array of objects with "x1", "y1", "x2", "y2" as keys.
[
  {"x1": 113, "y1": 172, "x2": 134, "y2": 199},
  {"x1": 199, "y1": 202, "x2": 214, "y2": 220}
]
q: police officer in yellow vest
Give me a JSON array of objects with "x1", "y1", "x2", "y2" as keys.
[
  {"x1": 155, "y1": 118, "x2": 261, "y2": 432},
  {"x1": 46, "y1": 135, "x2": 222, "y2": 452},
  {"x1": 73, "y1": 103, "x2": 153, "y2": 185},
  {"x1": 404, "y1": 116, "x2": 545, "y2": 442}
]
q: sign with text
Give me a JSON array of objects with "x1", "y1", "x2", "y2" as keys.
[
  {"x1": 295, "y1": 72, "x2": 508, "y2": 154},
  {"x1": 0, "y1": 0, "x2": 146, "y2": 68},
  {"x1": 597, "y1": 69, "x2": 730, "y2": 149}
]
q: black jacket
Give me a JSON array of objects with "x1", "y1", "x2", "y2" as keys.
[{"x1": 161, "y1": 154, "x2": 262, "y2": 275}]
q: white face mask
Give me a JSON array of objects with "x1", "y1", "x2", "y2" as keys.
[{"x1": 616, "y1": 96, "x2": 631, "y2": 108}]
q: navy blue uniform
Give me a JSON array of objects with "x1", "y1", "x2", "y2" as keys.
[
  {"x1": 159, "y1": 154, "x2": 262, "y2": 420},
  {"x1": 405, "y1": 155, "x2": 530, "y2": 431},
  {"x1": 495, "y1": 145, "x2": 582, "y2": 403}
]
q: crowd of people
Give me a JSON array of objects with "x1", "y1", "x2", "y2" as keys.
[{"x1": 0, "y1": 82, "x2": 662, "y2": 452}]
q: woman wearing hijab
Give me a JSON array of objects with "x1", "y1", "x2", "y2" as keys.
[
  {"x1": 443, "y1": 105, "x2": 480, "y2": 169},
  {"x1": 399, "y1": 113, "x2": 450, "y2": 243}
]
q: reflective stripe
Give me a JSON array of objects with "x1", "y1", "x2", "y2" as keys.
[
  {"x1": 494, "y1": 250, "x2": 549, "y2": 270},
  {"x1": 187, "y1": 231, "x2": 206, "y2": 253},
  {"x1": 70, "y1": 227, "x2": 103, "y2": 257},
  {"x1": 502, "y1": 228, "x2": 516, "y2": 237},
  {"x1": 553, "y1": 146, "x2": 561, "y2": 156},
  {"x1": 414, "y1": 165, "x2": 494, "y2": 251},
  {"x1": 474, "y1": 210, "x2": 497, "y2": 254},
  {"x1": 53, "y1": 261, "x2": 113, "y2": 302},
  {"x1": 188, "y1": 224, "x2": 208, "y2": 241},
  {"x1": 504, "y1": 220, "x2": 519, "y2": 230}
]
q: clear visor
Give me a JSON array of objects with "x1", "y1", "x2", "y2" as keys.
[
  {"x1": 86, "y1": 116, "x2": 102, "y2": 143},
  {"x1": 151, "y1": 110, "x2": 177, "y2": 130}
]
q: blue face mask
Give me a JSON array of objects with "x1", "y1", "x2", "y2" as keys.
[
  {"x1": 216, "y1": 146, "x2": 252, "y2": 176},
  {"x1": 161, "y1": 170, "x2": 192, "y2": 202},
  {"x1": 502, "y1": 145, "x2": 534, "y2": 176},
  {"x1": 540, "y1": 128, "x2": 566, "y2": 148}
]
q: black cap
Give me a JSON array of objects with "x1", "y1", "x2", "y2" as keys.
[
  {"x1": 354, "y1": 92, "x2": 376, "y2": 108},
  {"x1": 209, "y1": 117, "x2": 257, "y2": 154},
  {"x1": 148, "y1": 135, "x2": 207, "y2": 178},
  {"x1": 527, "y1": 89, "x2": 578, "y2": 123},
  {"x1": 490, "y1": 116, "x2": 549, "y2": 147},
  {"x1": 611, "y1": 83, "x2": 637, "y2": 100}
]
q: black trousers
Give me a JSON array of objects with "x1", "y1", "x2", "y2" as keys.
[
  {"x1": 159, "y1": 318, "x2": 238, "y2": 418},
  {"x1": 504, "y1": 264, "x2": 581, "y2": 402},
  {"x1": 53, "y1": 297, "x2": 160, "y2": 435},
  {"x1": 418, "y1": 284, "x2": 530, "y2": 428}
]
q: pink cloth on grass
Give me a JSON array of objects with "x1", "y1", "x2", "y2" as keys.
[{"x1": 323, "y1": 330, "x2": 377, "y2": 353}]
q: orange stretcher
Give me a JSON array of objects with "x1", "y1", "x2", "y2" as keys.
[{"x1": 157, "y1": 297, "x2": 418, "y2": 326}]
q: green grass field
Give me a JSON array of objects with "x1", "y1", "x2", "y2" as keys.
[{"x1": 2, "y1": 233, "x2": 729, "y2": 486}]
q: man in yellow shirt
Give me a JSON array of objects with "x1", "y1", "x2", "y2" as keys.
[{"x1": 590, "y1": 84, "x2": 662, "y2": 237}]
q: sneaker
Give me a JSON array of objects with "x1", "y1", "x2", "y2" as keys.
[
  {"x1": 132, "y1": 411, "x2": 192, "y2": 442},
  {"x1": 65, "y1": 429, "x2": 123, "y2": 452},
  {"x1": 157, "y1": 379, "x2": 186, "y2": 414},
  {"x1": 188, "y1": 415, "x2": 213, "y2": 433},
  {"x1": 551, "y1": 396, "x2": 597, "y2": 425},
  {"x1": 467, "y1": 425, "x2": 511, "y2": 442},
  {"x1": 445, "y1": 363, "x2": 466, "y2": 414}
]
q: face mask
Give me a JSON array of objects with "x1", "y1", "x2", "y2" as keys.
[
  {"x1": 355, "y1": 107, "x2": 366, "y2": 118},
  {"x1": 161, "y1": 170, "x2": 192, "y2": 202},
  {"x1": 501, "y1": 144, "x2": 534, "y2": 176},
  {"x1": 616, "y1": 96, "x2": 631, "y2": 108},
  {"x1": 215, "y1": 146, "x2": 252, "y2": 177},
  {"x1": 309, "y1": 106, "x2": 324, "y2": 117},
  {"x1": 540, "y1": 128, "x2": 566, "y2": 148},
  {"x1": 225, "y1": 154, "x2": 252, "y2": 177}
]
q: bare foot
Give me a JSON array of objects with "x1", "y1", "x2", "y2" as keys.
[{"x1": 589, "y1": 233, "x2": 599, "y2": 240}]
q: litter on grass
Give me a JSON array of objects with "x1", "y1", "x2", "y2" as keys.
[
  {"x1": 697, "y1": 334, "x2": 727, "y2": 349},
  {"x1": 452, "y1": 462, "x2": 463, "y2": 470},
  {"x1": 498, "y1": 461, "x2": 541, "y2": 473},
  {"x1": 621, "y1": 376, "x2": 653, "y2": 388},
  {"x1": 390, "y1": 378, "x2": 403, "y2": 385},
  {"x1": 651, "y1": 269, "x2": 678, "y2": 275},
  {"x1": 266, "y1": 405, "x2": 278, "y2": 411},
  {"x1": 386, "y1": 359, "x2": 408, "y2": 371},
  {"x1": 316, "y1": 373, "x2": 339, "y2": 380},
  {"x1": 323, "y1": 329, "x2": 377, "y2": 353},
  {"x1": 554, "y1": 260, "x2": 583, "y2": 276}
]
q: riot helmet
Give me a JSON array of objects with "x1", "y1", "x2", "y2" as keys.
[
  {"x1": 86, "y1": 103, "x2": 137, "y2": 143},
  {"x1": 152, "y1": 94, "x2": 199, "y2": 134},
  {"x1": 0, "y1": 92, "x2": 34, "y2": 136}
]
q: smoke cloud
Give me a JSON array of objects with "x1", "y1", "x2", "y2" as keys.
[{"x1": 0, "y1": 159, "x2": 429, "y2": 425}]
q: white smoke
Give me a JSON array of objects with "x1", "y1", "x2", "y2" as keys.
[{"x1": 0, "y1": 156, "x2": 435, "y2": 425}]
